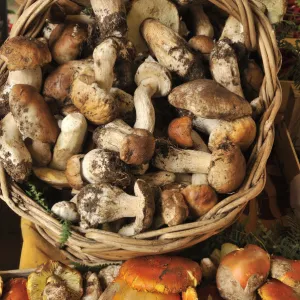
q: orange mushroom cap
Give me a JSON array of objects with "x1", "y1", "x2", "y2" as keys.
[
  {"x1": 168, "y1": 116, "x2": 193, "y2": 148},
  {"x1": 117, "y1": 255, "x2": 202, "y2": 294},
  {"x1": 2, "y1": 278, "x2": 28, "y2": 300},
  {"x1": 258, "y1": 279, "x2": 300, "y2": 300}
]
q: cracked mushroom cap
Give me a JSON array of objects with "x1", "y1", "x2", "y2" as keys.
[
  {"x1": 120, "y1": 129, "x2": 155, "y2": 165},
  {"x1": 117, "y1": 256, "x2": 202, "y2": 294},
  {"x1": 135, "y1": 61, "x2": 172, "y2": 98},
  {"x1": 208, "y1": 141, "x2": 246, "y2": 194},
  {"x1": 27, "y1": 261, "x2": 83, "y2": 300},
  {"x1": 258, "y1": 280, "x2": 300, "y2": 300},
  {"x1": 9, "y1": 85, "x2": 59, "y2": 143},
  {"x1": 65, "y1": 154, "x2": 85, "y2": 190},
  {"x1": 168, "y1": 79, "x2": 252, "y2": 121},
  {"x1": 0, "y1": 36, "x2": 51, "y2": 70},
  {"x1": 42, "y1": 276, "x2": 69, "y2": 300},
  {"x1": 2, "y1": 278, "x2": 28, "y2": 300},
  {"x1": 70, "y1": 70, "x2": 118, "y2": 125},
  {"x1": 81, "y1": 149, "x2": 132, "y2": 189}
]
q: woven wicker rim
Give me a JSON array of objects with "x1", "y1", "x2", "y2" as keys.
[{"x1": 0, "y1": 0, "x2": 282, "y2": 266}]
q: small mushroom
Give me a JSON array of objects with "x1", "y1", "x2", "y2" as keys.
[
  {"x1": 93, "y1": 119, "x2": 155, "y2": 165},
  {"x1": 258, "y1": 280, "x2": 300, "y2": 300},
  {"x1": 200, "y1": 258, "x2": 217, "y2": 280},
  {"x1": 154, "y1": 189, "x2": 189, "y2": 228},
  {"x1": 42, "y1": 276, "x2": 69, "y2": 300},
  {"x1": 181, "y1": 184, "x2": 218, "y2": 217},
  {"x1": 50, "y1": 112, "x2": 87, "y2": 171},
  {"x1": 189, "y1": 4, "x2": 214, "y2": 37},
  {"x1": 98, "y1": 265, "x2": 121, "y2": 289},
  {"x1": 43, "y1": 59, "x2": 94, "y2": 107},
  {"x1": 133, "y1": 59, "x2": 172, "y2": 133},
  {"x1": 0, "y1": 113, "x2": 32, "y2": 183},
  {"x1": 81, "y1": 149, "x2": 132, "y2": 188},
  {"x1": 153, "y1": 140, "x2": 246, "y2": 194},
  {"x1": 127, "y1": 0, "x2": 180, "y2": 53},
  {"x1": 193, "y1": 116, "x2": 257, "y2": 151},
  {"x1": 141, "y1": 19, "x2": 205, "y2": 81},
  {"x1": 33, "y1": 168, "x2": 70, "y2": 188},
  {"x1": 188, "y1": 35, "x2": 214, "y2": 60},
  {"x1": 51, "y1": 201, "x2": 80, "y2": 222},
  {"x1": 139, "y1": 171, "x2": 176, "y2": 187},
  {"x1": 65, "y1": 154, "x2": 85, "y2": 190},
  {"x1": 82, "y1": 272, "x2": 102, "y2": 300},
  {"x1": 169, "y1": 79, "x2": 252, "y2": 121},
  {"x1": 25, "y1": 140, "x2": 52, "y2": 167},
  {"x1": 77, "y1": 180, "x2": 154, "y2": 235},
  {"x1": 210, "y1": 40, "x2": 244, "y2": 98},
  {"x1": 9, "y1": 85, "x2": 59, "y2": 143},
  {"x1": 27, "y1": 260, "x2": 83, "y2": 300}
]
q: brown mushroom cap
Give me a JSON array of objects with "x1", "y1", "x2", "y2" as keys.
[
  {"x1": 188, "y1": 36, "x2": 214, "y2": 55},
  {"x1": 208, "y1": 141, "x2": 246, "y2": 194},
  {"x1": 181, "y1": 185, "x2": 218, "y2": 217},
  {"x1": 168, "y1": 116, "x2": 193, "y2": 148},
  {"x1": 65, "y1": 154, "x2": 85, "y2": 190},
  {"x1": 168, "y1": 79, "x2": 252, "y2": 121},
  {"x1": 120, "y1": 129, "x2": 155, "y2": 165},
  {"x1": 9, "y1": 84, "x2": 59, "y2": 143},
  {"x1": 118, "y1": 255, "x2": 202, "y2": 294},
  {"x1": 0, "y1": 36, "x2": 51, "y2": 70},
  {"x1": 258, "y1": 280, "x2": 300, "y2": 300}
]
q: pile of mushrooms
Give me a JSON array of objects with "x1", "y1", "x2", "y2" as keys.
[{"x1": 0, "y1": 0, "x2": 285, "y2": 236}]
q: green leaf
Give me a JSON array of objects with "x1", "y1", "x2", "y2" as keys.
[
  {"x1": 59, "y1": 220, "x2": 72, "y2": 247},
  {"x1": 25, "y1": 182, "x2": 50, "y2": 212}
]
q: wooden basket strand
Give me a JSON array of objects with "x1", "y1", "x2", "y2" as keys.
[{"x1": 0, "y1": 0, "x2": 282, "y2": 265}]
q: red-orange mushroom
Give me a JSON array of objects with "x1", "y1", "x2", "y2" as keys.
[
  {"x1": 258, "y1": 279, "x2": 300, "y2": 300},
  {"x1": 117, "y1": 256, "x2": 202, "y2": 294},
  {"x1": 216, "y1": 244, "x2": 270, "y2": 300},
  {"x1": 182, "y1": 287, "x2": 198, "y2": 300},
  {"x1": 197, "y1": 285, "x2": 223, "y2": 300},
  {"x1": 2, "y1": 278, "x2": 28, "y2": 300},
  {"x1": 271, "y1": 256, "x2": 300, "y2": 294}
]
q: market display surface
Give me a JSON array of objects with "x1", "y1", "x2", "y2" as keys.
[{"x1": 0, "y1": 0, "x2": 282, "y2": 266}]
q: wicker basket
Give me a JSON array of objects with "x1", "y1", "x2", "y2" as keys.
[{"x1": 0, "y1": 0, "x2": 282, "y2": 266}]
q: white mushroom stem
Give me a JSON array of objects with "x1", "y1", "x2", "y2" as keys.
[
  {"x1": 175, "y1": 173, "x2": 192, "y2": 185},
  {"x1": 50, "y1": 112, "x2": 87, "y2": 171},
  {"x1": 43, "y1": 22, "x2": 59, "y2": 40},
  {"x1": 139, "y1": 171, "x2": 176, "y2": 187},
  {"x1": 66, "y1": 14, "x2": 95, "y2": 25},
  {"x1": 191, "y1": 4, "x2": 214, "y2": 37},
  {"x1": 191, "y1": 130, "x2": 210, "y2": 152},
  {"x1": 251, "y1": 97, "x2": 265, "y2": 118},
  {"x1": 192, "y1": 173, "x2": 208, "y2": 185},
  {"x1": 193, "y1": 117, "x2": 222, "y2": 135},
  {"x1": 134, "y1": 78, "x2": 157, "y2": 133},
  {"x1": 93, "y1": 38, "x2": 119, "y2": 92}
]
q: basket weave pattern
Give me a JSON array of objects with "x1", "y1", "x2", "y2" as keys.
[{"x1": 0, "y1": 0, "x2": 282, "y2": 266}]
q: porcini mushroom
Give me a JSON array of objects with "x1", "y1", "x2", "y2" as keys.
[
  {"x1": 42, "y1": 276, "x2": 69, "y2": 300},
  {"x1": 169, "y1": 79, "x2": 252, "y2": 121},
  {"x1": 9, "y1": 85, "x2": 59, "y2": 144},
  {"x1": 270, "y1": 256, "x2": 300, "y2": 294},
  {"x1": 189, "y1": 4, "x2": 214, "y2": 37},
  {"x1": 1, "y1": 278, "x2": 28, "y2": 300},
  {"x1": 27, "y1": 260, "x2": 83, "y2": 300},
  {"x1": 133, "y1": 59, "x2": 172, "y2": 133},
  {"x1": 139, "y1": 171, "x2": 176, "y2": 187},
  {"x1": 51, "y1": 201, "x2": 80, "y2": 222},
  {"x1": 153, "y1": 140, "x2": 246, "y2": 193},
  {"x1": 154, "y1": 189, "x2": 189, "y2": 228},
  {"x1": 117, "y1": 255, "x2": 202, "y2": 294},
  {"x1": 25, "y1": 140, "x2": 52, "y2": 167},
  {"x1": 93, "y1": 119, "x2": 155, "y2": 165},
  {"x1": 65, "y1": 154, "x2": 85, "y2": 190},
  {"x1": 79, "y1": 149, "x2": 132, "y2": 188},
  {"x1": 33, "y1": 168, "x2": 70, "y2": 188},
  {"x1": 193, "y1": 116, "x2": 257, "y2": 151},
  {"x1": 181, "y1": 184, "x2": 218, "y2": 217},
  {"x1": 210, "y1": 40, "x2": 244, "y2": 98},
  {"x1": 188, "y1": 35, "x2": 214, "y2": 60},
  {"x1": 50, "y1": 112, "x2": 87, "y2": 171},
  {"x1": 127, "y1": 0, "x2": 180, "y2": 53},
  {"x1": 98, "y1": 265, "x2": 121, "y2": 289},
  {"x1": 77, "y1": 180, "x2": 154, "y2": 235},
  {"x1": 141, "y1": 19, "x2": 205, "y2": 81},
  {"x1": 0, "y1": 113, "x2": 32, "y2": 183},
  {"x1": 82, "y1": 272, "x2": 102, "y2": 300},
  {"x1": 258, "y1": 279, "x2": 300, "y2": 300},
  {"x1": 216, "y1": 244, "x2": 270, "y2": 300}
]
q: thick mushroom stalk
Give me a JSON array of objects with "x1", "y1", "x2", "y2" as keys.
[
  {"x1": 153, "y1": 140, "x2": 246, "y2": 193},
  {"x1": 0, "y1": 113, "x2": 32, "y2": 183},
  {"x1": 50, "y1": 112, "x2": 87, "y2": 171},
  {"x1": 189, "y1": 4, "x2": 214, "y2": 37},
  {"x1": 210, "y1": 40, "x2": 244, "y2": 98},
  {"x1": 93, "y1": 119, "x2": 155, "y2": 165},
  {"x1": 193, "y1": 116, "x2": 257, "y2": 151},
  {"x1": 133, "y1": 60, "x2": 172, "y2": 133},
  {"x1": 141, "y1": 19, "x2": 205, "y2": 81},
  {"x1": 169, "y1": 79, "x2": 252, "y2": 121},
  {"x1": 139, "y1": 171, "x2": 176, "y2": 187},
  {"x1": 77, "y1": 180, "x2": 155, "y2": 236},
  {"x1": 25, "y1": 140, "x2": 52, "y2": 167}
]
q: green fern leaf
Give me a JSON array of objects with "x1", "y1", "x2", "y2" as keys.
[{"x1": 60, "y1": 220, "x2": 72, "y2": 248}]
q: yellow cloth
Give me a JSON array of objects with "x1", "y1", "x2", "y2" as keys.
[{"x1": 19, "y1": 218, "x2": 69, "y2": 269}]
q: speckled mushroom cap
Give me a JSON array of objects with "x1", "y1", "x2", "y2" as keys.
[
  {"x1": 168, "y1": 79, "x2": 252, "y2": 121},
  {"x1": 0, "y1": 36, "x2": 52, "y2": 70},
  {"x1": 117, "y1": 255, "x2": 202, "y2": 294}
]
